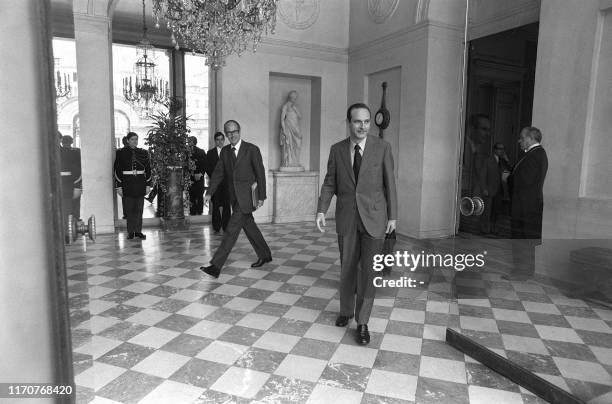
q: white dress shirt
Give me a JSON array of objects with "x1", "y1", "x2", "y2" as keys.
[{"x1": 231, "y1": 140, "x2": 242, "y2": 157}]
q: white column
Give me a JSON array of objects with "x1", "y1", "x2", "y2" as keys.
[
  {"x1": 0, "y1": 0, "x2": 71, "y2": 394},
  {"x1": 74, "y1": 13, "x2": 116, "y2": 233}
]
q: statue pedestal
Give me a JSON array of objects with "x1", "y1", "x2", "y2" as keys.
[
  {"x1": 272, "y1": 171, "x2": 319, "y2": 223},
  {"x1": 279, "y1": 165, "x2": 305, "y2": 172}
]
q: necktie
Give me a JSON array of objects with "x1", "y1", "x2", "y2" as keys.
[
  {"x1": 231, "y1": 146, "x2": 237, "y2": 162},
  {"x1": 353, "y1": 144, "x2": 361, "y2": 183}
]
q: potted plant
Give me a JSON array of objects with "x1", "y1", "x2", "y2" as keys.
[{"x1": 145, "y1": 98, "x2": 193, "y2": 223}]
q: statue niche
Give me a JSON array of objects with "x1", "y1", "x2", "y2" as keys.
[{"x1": 279, "y1": 90, "x2": 304, "y2": 172}]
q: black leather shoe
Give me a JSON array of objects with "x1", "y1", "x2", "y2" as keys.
[
  {"x1": 251, "y1": 257, "x2": 272, "y2": 268},
  {"x1": 127, "y1": 232, "x2": 135, "y2": 240},
  {"x1": 335, "y1": 314, "x2": 354, "y2": 327},
  {"x1": 135, "y1": 232, "x2": 146, "y2": 239},
  {"x1": 200, "y1": 264, "x2": 220, "y2": 279},
  {"x1": 356, "y1": 324, "x2": 370, "y2": 345}
]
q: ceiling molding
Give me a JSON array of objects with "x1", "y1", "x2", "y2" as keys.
[{"x1": 257, "y1": 37, "x2": 348, "y2": 63}]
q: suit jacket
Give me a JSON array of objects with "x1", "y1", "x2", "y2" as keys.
[
  {"x1": 509, "y1": 145, "x2": 548, "y2": 237},
  {"x1": 479, "y1": 155, "x2": 509, "y2": 197},
  {"x1": 208, "y1": 141, "x2": 266, "y2": 214},
  {"x1": 206, "y1": 147, "x2": 221, "y2": 178},
  {"x1": 190, "y1": 146, "x2": 207, "y2": 178},
  {"x1": 207, "y1": 147, "x2": 227, "y2": 201},
  {"x1": 189, "y1": 146, "x2": 207, "y2": 192},
  {"x1": 317, "y1": 135, "x2": 397, "y2": 239}
]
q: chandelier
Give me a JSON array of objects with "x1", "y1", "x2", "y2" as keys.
[
  {"x1": 54, "y1": 58, "x2": 72, "y2": 99},
  {"x1": 123, "y1": 0, "x2": 169, "y2": 116},
  {"x1": 152, "y1": 0, "x2": 278, "y2": 69}
]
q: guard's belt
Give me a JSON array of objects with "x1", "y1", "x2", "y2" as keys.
[
  {"x1": 122, "y1": 170, "x2": 145, "y2": 175},
  {"x1": 60, "y1": 171, "x2": 72, "y2": 176}
]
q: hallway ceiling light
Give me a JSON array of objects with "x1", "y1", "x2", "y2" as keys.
[
  {"x1": 152, "y1": 0, "x2": 278, "y2": 70},
  {"x1": 123, "y1": 0, "x2": 169, "y2": 117}
]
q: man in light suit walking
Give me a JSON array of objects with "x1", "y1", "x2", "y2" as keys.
[
  {"x1": 316, "y1": 103, "x2": 397, "y2": 345},
  {"x1": 200, "y1": 120, "x2": 272, "y2": 279}
]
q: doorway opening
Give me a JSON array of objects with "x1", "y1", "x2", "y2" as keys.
[{"x1": 459, "y1": 23, "x2": 539, "y2": 238}]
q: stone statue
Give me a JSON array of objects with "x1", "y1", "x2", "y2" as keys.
[{"x1": 280, "y1": 90, "x2": 303, "y2": 170}]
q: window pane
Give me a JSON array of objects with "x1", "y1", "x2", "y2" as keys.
[{"x1": 184, "y1": 54, "x2": 209, "y2": 149}]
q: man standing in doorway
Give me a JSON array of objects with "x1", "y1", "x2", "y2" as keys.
[
  {"x1": 479, "y1": 142, "x2": 511, "y2": 234},
  {"x1": 114, "y1": 132, "x2": 151, "y2": 240},
  {"x1": 465, "y1": 114, "x2": 492, "y2": 198},
  {"x1": 316, "y1": 103, "x2": 397, "y2": 345},
  {"x1": 504, "y1": 127, "x2": 548, "y2": 280},
  {"x1": 200, "y1": 120, "x2": 272, "y2": 278},
  {"x1": 206, "y1": 131, "x2": 231, "y2": 232}
]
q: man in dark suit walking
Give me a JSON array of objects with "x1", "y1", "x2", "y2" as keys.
[
  {"x1": 316, "y1": 103, "x2": 397, "y2": 345},
  {"x1": 200, "y1": 120, "x2": 272, "y2": 278},
  {"x1": 206, "y1": 132, "x2": 231, "y2": 232},
  {"x1": 188, "y1": 136, "x2": 207, "y2": 216},
  {"x1": 504, "y1": 127, "x2": 548, "y2": 280}
]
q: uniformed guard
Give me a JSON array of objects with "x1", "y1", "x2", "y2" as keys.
[
  {"x1": 113, "y1": 132, "x2": 151, "y2": 239},
  {"x1": 71, "y1": 145, "x2": 82, "y2": 221},
  {"x1": 60, "y1": 134, "x2": 78, "y2": 236}
]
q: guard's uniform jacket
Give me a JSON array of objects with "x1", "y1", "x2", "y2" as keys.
[
  {"x1": 60, "y1": 146, "x2": 82, "y2": 221},
  {"x1": 113, "y1": 147, "x2": 152, "y2": 196},
  {"x1": 60, "y1": 146, "x2": 76, "y2": 199}
]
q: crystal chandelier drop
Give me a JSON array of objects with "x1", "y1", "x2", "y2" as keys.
[
  {"x1": 123, "y1": 0, "x2": 169, "y2": 116},
  {"x1": 152, "y1": 0, "x2": 278, "y2": 70}
]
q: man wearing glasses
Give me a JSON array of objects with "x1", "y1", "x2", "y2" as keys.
[{"x1": 200, "y1": 120, "x2": 272, "y2": 279}]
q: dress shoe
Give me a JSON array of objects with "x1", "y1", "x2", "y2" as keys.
[
  {"x1": 335, "y1": 314, "x2": 354, "y2": 327},
  {"x1": 356, "y1": 324, "x2": 370, "y2": 345},
  {"x1": 127, "y1": 232, "x2": 135, "y2": 240},
  {"x1": 200, "y1": 264, "x2": 220, "y2": 279},
  {"x1": 251, "y1": 257, "x2": 272, "y2": 268},
  {"x1": 135, "y1": 232, "x2": 146, "y2": 240}
]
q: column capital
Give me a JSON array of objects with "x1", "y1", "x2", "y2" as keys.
[{"x1": 73, "y1": 12, "x2": 111, "y2": 35}]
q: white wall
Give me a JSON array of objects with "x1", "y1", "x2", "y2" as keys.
[
  {"x1": 532, "y1": 0, "x2": 612, "y2": 282},
  {"x1": 219, "y1": 50, "x2": 348, "y2": 222}
]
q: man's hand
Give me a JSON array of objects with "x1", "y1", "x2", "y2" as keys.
[
  {"x1": 204, "y1": 194, "x2": 211, "y2": 207},
  {"x1": 73, "y1": 188, "x2": 82, "y2": 199},
  {"x1": 385, "y1": 219, "x2": 397, "y2": 234},
  {"x1": 257, "y1": 200, "x2": 264, "y2": 209},
  {"x1": 194, "y1": 173, "x2": 203, "y2": 181},
  {"x1": 146, "y1": 186, "x2": 151, "y2": 195},
  {"x1": 116, "y1": 187, "x2": 123, "y2": 197},
  {"x1": 316, "y1": 212, "x2": 326, "y2": 233}
]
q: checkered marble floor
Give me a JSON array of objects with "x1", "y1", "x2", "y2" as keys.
[{"x1": 66, "y1": 223, "x2": 612, "y2": 403}]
